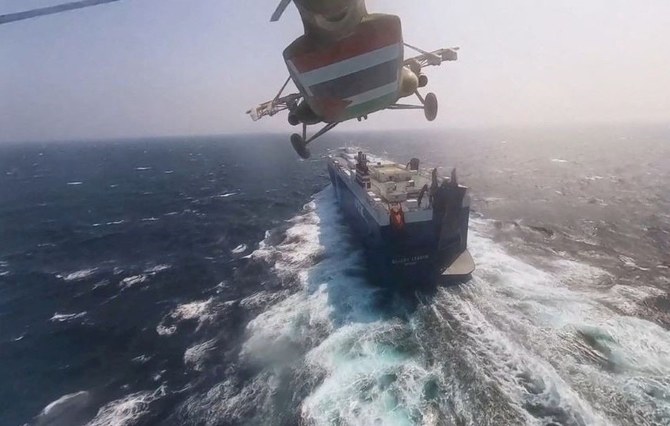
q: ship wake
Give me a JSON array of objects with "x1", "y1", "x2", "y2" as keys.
[{"x1": 179, "y1": 188, "x2": 670, "y2": 425}]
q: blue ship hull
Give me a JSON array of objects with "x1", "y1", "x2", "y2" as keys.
[{"x1": 328, "y1": 162, "x2": 471, "y2": 289}]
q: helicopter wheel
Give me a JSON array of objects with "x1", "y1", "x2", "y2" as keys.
[
  {"x1": 418, "y1": 74, "x2": 428, "y2": 88},
  {"x1": 424, "y1": 92, "x2": 438, "y2": 121},
  {"x1": 290, "y1": 133, "x2": 311, "y2": 159}
]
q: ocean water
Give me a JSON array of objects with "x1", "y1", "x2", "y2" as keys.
[{"x1": 0, "y1": 126, "x2": 669, "y2": 426}]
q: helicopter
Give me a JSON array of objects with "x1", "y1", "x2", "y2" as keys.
[
  {"x1": 1, "y1": 0, "x2": 458, "y2": 159},
  {"x1": 248, "y1": 0, "x2": 459, "y2": 158}
]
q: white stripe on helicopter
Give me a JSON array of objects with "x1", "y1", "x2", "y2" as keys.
[
  {"x1": 292, "y1": 43, "x2": 402, "y2": 87},
  {"x1": 344, "y1": 81, "x2": 399, "y2": 108}
]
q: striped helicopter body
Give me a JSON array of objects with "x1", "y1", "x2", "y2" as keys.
[
  {"x1": 248, "y1": 0, "x2": 459, "y2": 158},
  {"x1": 284, "y1": 15, "x2": 403, "y2": 123}
]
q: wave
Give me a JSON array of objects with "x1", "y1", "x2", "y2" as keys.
[
  {"x1": 119, "y1": 275, "x2": 147, "y2": 289},
  {"x1": 50, "y1": 312, "x2": 87, "y2": 323},
  {"x1": 86, "y1": 387, "x2": 165, "y2": 426},
  {"x1": 231, "y1": 244, "x2": 247, "y2": 254},
  {"x1": 184, "y1": 339, "x2": 217, "y2": 372},
  {"x1": 61, "y1": 268, "x2": 98, "y2": 282},
  {"x1": 156, "y1": 298, "x2": 216, "y2": 336},
  {"x1": 178, "y1": 188, "x2": 670, "y2": 425},
  {"x1": 36, "y1": 391, "x2": 91, "y2": 426},
  {"x1": 144, "y1": 264, "x2": 171, "y2": 274}
]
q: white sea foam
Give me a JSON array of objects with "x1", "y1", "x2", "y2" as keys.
[
  {"x1": 156, "y1": 324, "x2": 177, "y2": 336},
  {"x1": 217, "y1": 192, "x2": 238, "y2": 198},
  {"x1": 119, "y1": 275, "x2": 147, "y2": 289},
  {"x1": 188, "y1": 188, "x2": 670, "y2": 425},
  {"x1": 86, "y1": 387, "x2": 165, "y2": 426},
  {"x1": 144, "y1": 264, "x2": 171, "y2": 274},
  {"x1": 618, "y1": 255, "x2": 652, "y2": 271},
  {"x1": 50, "y1": 312, "x2": 87, "y2": 323},
  {"x1": 118, "y1": 265, "x2": 169, "y2": 290},
  {"x1": 67, "y1": 181, "x2": 83, "y2": 185},
  {"x1": 172, "y1": 298, "x2": 214, "y2": 322},
  {"x1": 184, "y1": 339, "x2": 217, "y2": 372},
  {"x1": 425, "y1": 218, "x2": 670, "y2": 424},
  {"x1": 551, "y1": 158, "x2": 569, "y2": 163},
  {"x1": 231, "y1": 244, "x2": 247, "y2": 254},
  {"x1": 37, "y1": 391, "x2": 91, "y2": 423},
  {"x1": 156, "y1": 298, "x2": 215, "y2": 336},
  {"x1": 131, "y1": 354, "x2": 151, "y2": 364},
  {"x1": 63, "y1": 268, "x2": 97, "y2": 282}
]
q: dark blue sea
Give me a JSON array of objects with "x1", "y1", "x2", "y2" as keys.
[{"x1": 1, "y1": 127, "x2": 669, "y2": 426}]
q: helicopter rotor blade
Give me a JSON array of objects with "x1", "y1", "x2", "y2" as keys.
[
  {"x1": 0, "y1": 0, "x2": 122, "y2": 25},
  {"x1": 270, "y1": 0, "x2": 292, "y2": 22}
]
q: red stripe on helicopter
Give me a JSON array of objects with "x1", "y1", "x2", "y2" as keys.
[{"x1": 289, "y1": 18, "x2": 403, "y2": 74}]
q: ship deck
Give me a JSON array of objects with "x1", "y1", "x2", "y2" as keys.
[{"x1": 328, "y1": 148, "x2": 465, "y2": 225}]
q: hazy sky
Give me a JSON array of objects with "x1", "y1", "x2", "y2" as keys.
[{"x1": 1, "y1": 0, "x2": 669, "y2": 142}]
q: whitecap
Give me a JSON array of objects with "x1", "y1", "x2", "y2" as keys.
[
  {"x1": 92, "y1": 280, "x2": 110, "y2": 289},
  {"x1": 156, "y1": 298, "x2": 215, "y2": 336},
  {"x1": 119, "y1": 275, "x2": 147, "y2": 289},
  {"x1": 184, "y1": 339, "x2": 217, "y2": 372},
  {"x1": 86, "y1": 387, "x2": 165, "y2": 426},
  {"x1": 240, "y1": 189, "x2": 670, "y2": 424},
  {"x1": 63, "y1": 268, "x2": 97, "y2": 282},
  {"x1": 618, "y1": 255, "x2": 651, "y2": 271},
  {"x1": 216, "y1": 192, "x2": 238, "y2": 198},
  {"x1": 67, "y1": 181, "x2": 84, "y2": 185},
  {"x1": 131, "y1": 355, "x2": 151, "y2": 364},
  {"x1": 231, "y1": 244, "x2": 248, "y2": 254},
  {"x1": 144, "y1": 264, "x2": 171, "y2": 274},
  {"x1": 551, "y1": 158, "x2": 569, "y2": 163},
  {"x1": 156, "y1": 324, "x2": 177, "y2": 336},
  {"x1": 50, "y1": 312, "x2": 87, "y2": 322},
  {"x1": 37, "y1": 391, "x2": 91, "y2": 423},
  {"x1": 135, "y1": 166, "x2": 152, "y2": 171}
]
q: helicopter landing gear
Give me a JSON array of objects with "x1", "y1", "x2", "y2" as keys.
[
  {"x1": 290, "y1": 133, "x2": 310, "y2": 159},
  {"x1": 290, "y1": 122, "x2": 339, "y2": 159},
  {"x1": 422, "y1": 92, "x2": 438, "y2": 121},
  {"x1": 386, "y1": 91, "x2": 439, "y2": 122},
  {"x1": 414, "y1": 91, "x2": 438, "y2": 121}
]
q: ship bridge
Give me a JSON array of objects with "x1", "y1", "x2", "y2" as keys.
[{"x1": 328, "y1": 147, "x2": 469, "y2": 226}]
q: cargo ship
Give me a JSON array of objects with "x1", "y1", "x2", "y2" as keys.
[{"x1": 327, "y1": 148, "x2": 474, "y2": 288}]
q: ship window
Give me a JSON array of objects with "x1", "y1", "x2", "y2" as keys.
[{"x1": 367, "y1": 182, "x2": 371, "y2": 189}]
